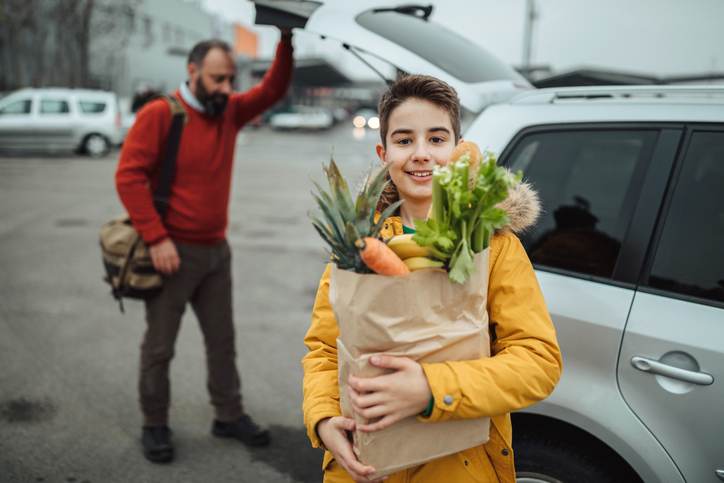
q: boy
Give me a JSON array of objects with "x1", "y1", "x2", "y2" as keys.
[{"x1": 302, "y1": 75, "x2": 562, "y2": 482}]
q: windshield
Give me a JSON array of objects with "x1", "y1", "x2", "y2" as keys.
[{"x1": 356, "y1": 10, "x2": 527, "y2": 84}]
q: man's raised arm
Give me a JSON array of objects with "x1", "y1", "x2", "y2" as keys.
[{"x1": 231, "y1": 29, "x2": 294, "y2": 128}]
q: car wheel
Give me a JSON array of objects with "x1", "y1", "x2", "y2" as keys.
[
  {"x1": 83, "y1": 133, "x2": 110, "y2": 157},
  {"x1": 514, "y1": 435, "x2": 635, "y2": 483}
]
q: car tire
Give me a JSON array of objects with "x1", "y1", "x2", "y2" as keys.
[
  {"x1": 514, "y1": 434, "x2": 637, "y2": 483},
  {"x1": 82, "y1": 133, "x2": 110, "y2": 157}
]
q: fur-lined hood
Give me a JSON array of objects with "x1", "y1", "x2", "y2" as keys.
[{"x1": 496, "y1": 178, "x2": 541, "y2": 234}]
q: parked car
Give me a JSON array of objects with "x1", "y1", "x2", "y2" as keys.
[
  {"x1": 0, "y1": 87, "x2": 123, "y2": 156},
  {"x1": 269, "y1": 105, "x2": 334, "y2": 130},
  {"x1": 466, "y1": 85, "x2": 724, "y2": 483},
  {"x1": 255, "y1": 3, "x2": 724, "y2": 482}
]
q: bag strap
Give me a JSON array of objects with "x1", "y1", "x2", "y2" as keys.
[
  {"x1": 153, "y1": 95, "x2": 187, "y2": 220},
  {"x1": 112, "y1": 233, "x2": 145, "y2": 313}
]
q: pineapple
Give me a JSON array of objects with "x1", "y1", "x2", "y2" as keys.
[{"x1": 310, "y1": 159, "x2": 402, "y2": 273}]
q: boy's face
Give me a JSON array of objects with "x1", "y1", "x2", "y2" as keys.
[{"x1": 376, "y1": 97, "x2": 458, "y2": 204}]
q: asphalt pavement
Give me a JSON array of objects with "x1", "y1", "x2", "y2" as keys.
[{"x1": 0, "y1": 124, "x2": 380, "y2": 483}]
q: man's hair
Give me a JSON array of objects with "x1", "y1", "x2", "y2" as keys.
[
  {"x1": 187, "y1": 39, "x2": 233, "y2": 66},
  {"x1": 377, "y1": 74, "x2": 461, "y2": 148}
]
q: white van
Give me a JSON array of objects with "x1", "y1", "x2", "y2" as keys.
[{"x1": 0, "y1": 87, "x2": 123, "y2": 157}]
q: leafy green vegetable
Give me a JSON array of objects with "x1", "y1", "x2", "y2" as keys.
[{"x1": 413, "y1": 150, "x2": 520, "y2": 283}]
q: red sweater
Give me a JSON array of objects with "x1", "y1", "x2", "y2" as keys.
[{"x1": 116, "y1": 39, "x2": 293, "y2": 245}]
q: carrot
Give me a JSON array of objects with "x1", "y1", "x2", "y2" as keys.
[{"x1": 355, "y1": 237, "x2": 410, "y2": 276}]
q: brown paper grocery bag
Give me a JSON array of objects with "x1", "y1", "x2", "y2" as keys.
[{"x1": 330, "y1": 251, "x2": 491, "y2": 478}]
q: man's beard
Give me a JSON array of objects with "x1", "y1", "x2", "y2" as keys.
[{"x1": 195, "y1": 78, "x2": 229, "y2": 117}]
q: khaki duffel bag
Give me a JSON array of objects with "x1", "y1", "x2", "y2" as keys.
[{"x1": 100, "y1": 216, "x2": 163, "y2": 311}]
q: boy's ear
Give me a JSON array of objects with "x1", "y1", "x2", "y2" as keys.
[
  {"x1": 375, "y1": 143, "x2": 386, "y2": 164},
  {"x1": 457, "y1": 138, "x2": 465, "y2": 146}
]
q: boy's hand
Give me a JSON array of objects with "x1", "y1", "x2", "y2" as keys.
[
  {"x1": 317, "y1": 417, "x2": 382, "y2": 482},
  {"x1": 348, "y1": 355, "x2": 432, "y2": 432}
]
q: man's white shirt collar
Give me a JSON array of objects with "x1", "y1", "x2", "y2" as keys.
[{"x1": 179, "y1": 82, "x2": 205, "y2": 113}]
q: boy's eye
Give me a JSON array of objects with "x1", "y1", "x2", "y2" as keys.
[
  {"x1": 430, "y1": 136, "x2": 445, "y2": 143},
  {"x1": 396, "y1": 138, "x2": 411, "y2": 145}
]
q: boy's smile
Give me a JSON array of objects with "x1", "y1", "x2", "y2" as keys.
[{"x1": 405, "y1": 169, "x2": 433, "y2": 182}]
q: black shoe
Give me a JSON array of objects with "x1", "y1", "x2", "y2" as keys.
[
  {"x1": 142, "y1": 425, "x2": 174, "y2": 463},
  {"x1": 212, "y1": 414, "x2": 271, "y2": 447}
]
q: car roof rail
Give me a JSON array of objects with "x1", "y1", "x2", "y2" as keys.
[{"x1": 511, "y1": 85, "x2": 724, "y2": 104}]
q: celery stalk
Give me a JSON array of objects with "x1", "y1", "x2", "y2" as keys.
[
  {"x1": 472, "y1": 216, "x2": 484, "y2": 253},
  {"x1": 432, "y1": 170, "x2": 445, "y2": 224}
]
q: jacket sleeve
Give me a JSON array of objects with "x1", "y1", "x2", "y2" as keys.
[
  {"x1": 231, "y1": 36, "x2": 293, "y2": 129},
  {"x1": 302, "y1": 263, "x2": 342, "y2": 448},
  {"x1": 115, "y1": 99, "x2": 172, "y2": 245},
  {"x1": 419, "y1": 231, "x2": 562, "y2": 422}
]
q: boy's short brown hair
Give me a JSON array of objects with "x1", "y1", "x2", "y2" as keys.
[{"x1": 377, "y1": 74, "x2": 461, "y2": 147}]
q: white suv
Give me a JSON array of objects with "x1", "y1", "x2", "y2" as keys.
[
  {"x1": 465, "y1": 86, "x2": 724, "y2": 483},
  {"x1": 0, "y1": 87, "x2": 123, "y2": 157}
]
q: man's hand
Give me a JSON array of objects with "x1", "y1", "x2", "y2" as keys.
[
  {"x1": 149, "y1": 238, "x2": 180, "y2": 275},
  {"x1": 348, "y1": 356, "x2": 432, "y2": 433},
  {"x1": 317, "y1": 417, "x2": 383, "y2": 482}
]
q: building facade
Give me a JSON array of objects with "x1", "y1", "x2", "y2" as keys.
[{"x1": 92, "y1": 0, "x2": 236, "y2": 104}]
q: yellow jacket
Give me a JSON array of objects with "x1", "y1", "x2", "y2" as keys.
[{"x1": 303, "y1": 183, "x2": 562, "y2": 482}]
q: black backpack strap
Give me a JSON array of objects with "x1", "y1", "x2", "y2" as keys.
[{"x1": 153, "y1": 95, "x2": 187, "y2": 219}]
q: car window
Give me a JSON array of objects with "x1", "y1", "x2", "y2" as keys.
[
  {"x1": 0, "y1": 99, "x2": 32, "y2": 115},
  {"x1": 78, "y1": 101, "x2": 107, "y2": 113},
  {"x1": 646, "y1": 131, "x2": 724, "y2": 304},
  {"x1": 507, "y1": 129, "x2": 657, "y2": 278},
  {"x1": 40, "y1": 99, "x2": 70, "y2": 114},
  {"x1": 355, "y1": 10, "x2": 526, "y2": 84}
]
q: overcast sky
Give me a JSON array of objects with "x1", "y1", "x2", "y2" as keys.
[{"x1": 202, "y1": 0, "x2": 724, "y2": 80}]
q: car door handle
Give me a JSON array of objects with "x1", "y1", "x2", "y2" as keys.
[{"x1": 631, "y1": 356, "x2": 714, "y2": 386}]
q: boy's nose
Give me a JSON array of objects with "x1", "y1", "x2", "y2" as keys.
[{"x1": 412, "y1": 143, "x2": 431, "y2": 161}]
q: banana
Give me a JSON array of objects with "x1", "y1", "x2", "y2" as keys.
[
  {"x1": 386, "y1": 234, "x2": 430, "y2": 259},
  {"x1": 404, "y1": 256, "x2": 445, "y2": 272}
]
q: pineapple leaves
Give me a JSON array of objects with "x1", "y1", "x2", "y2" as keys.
[
  {"x1": 310, "y1": 158, "x2": 394, "y2": 272},
  {"x1": 324, "y1": 160, "x2": 355, "y2": 223}
]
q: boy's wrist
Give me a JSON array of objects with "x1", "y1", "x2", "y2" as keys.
[
  {"x1": 315, "y1": 417, "x2": 331, "y2": 450},
  {"x1": 419, "y1": 395, "x2": 434, "y2": 417}
]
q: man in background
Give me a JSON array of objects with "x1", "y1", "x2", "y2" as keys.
[{"x1": 116, "y1": 28, "x2": 293, "y2": 464}]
